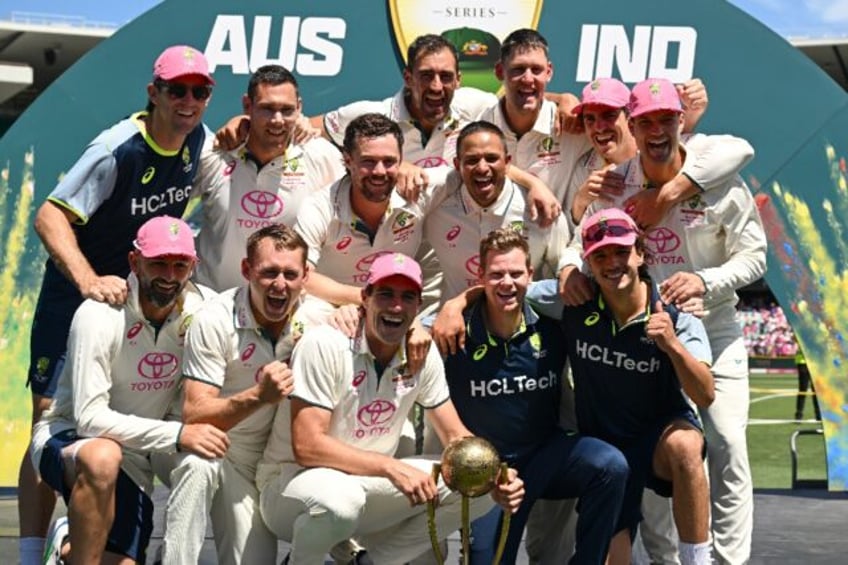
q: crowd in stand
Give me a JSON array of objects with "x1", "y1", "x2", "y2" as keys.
[{"x1": 736, "y1": 297, "x2": 798, "y2": 357}]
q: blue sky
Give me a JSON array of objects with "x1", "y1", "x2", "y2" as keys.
[{"x1": 1, "y1": 0, "x2": 846, "y2": 39}]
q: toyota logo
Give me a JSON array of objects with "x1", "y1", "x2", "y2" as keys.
[
  {"x1": 644, "y1": 227, "x2": 681, "y2": 255},
  {"x1": 137, "y1": 352, "x2": 178, "y2": 380},
  {"x1": 241, "y1": 191, "x2": 284, "y2": 219},
  {"x1": 465, "y1": 254, "x2": 481, "y2": 276},
  {"x1": 414, "y1": 156, "x2": 448, "y2": 168},
  {"x1": 357, "y1": 399, "x2": 396, "y2": 427}
]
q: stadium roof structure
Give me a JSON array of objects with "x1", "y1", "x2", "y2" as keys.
[{"x1": 0, "y1": 11, "x2": 847, "y2": 123}]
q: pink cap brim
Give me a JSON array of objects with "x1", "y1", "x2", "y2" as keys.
[{"x1": 582, "y1": 232, "x2": 638, "y2": 258}]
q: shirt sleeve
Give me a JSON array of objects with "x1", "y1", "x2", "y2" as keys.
[
  {"x1": 181, "y1": 300, "x2": 230, "y2": 388},
  {"x1": 48, "y1": 141, "x2": 119, "y2": 224},
  {"x1": 293, "y1": 189, "x2": 333, "y2": 266},
  {"x1": 697, "y1": 184, "x2": 767, "y2": 302},
  {"x1": 191, "y1": 132, "x2": 225, "y2": 199},
  {"x1": 290, "y1": 327, "x2": 342, "y2": 410},
  {"x1": 452, "y1": 87, "x2": 499, "y2": 120},
  {"x1": 680, "y1": 133, "x2": 755, "y2": 192},
  {"x1": 525, "y1": 279, "x2": 565, "y2": 320},
  {"x1": 323, "y1": 99, "x2": 384, "y2": 146},
  {"x1": 675, "y1": 312, "x2": 713, "y2": 366},
  {"x1": 415, "y1": 346, "x2": 451, "y2": 408},
  {"x1": 71, "y1": 302, "x2": 182, "y2": 452}
]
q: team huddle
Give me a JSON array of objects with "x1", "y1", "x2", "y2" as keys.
[{"x1": 18, "y1": 27, "x2": 766, "y2": 565}]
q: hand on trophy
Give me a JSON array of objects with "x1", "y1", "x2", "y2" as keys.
[
  {"x1": 429, "y1": 437, "x2": 525, "y2": 565},
  {"x1": 490, "y1": 466, "x2": 524, "y2": 515}
]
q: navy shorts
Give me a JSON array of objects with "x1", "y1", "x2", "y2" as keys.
[
  {"x1": 27, "y1": 287, "x2": 81, "y2": 397},
  {"x1": 39, "y1": 429, "x2": 153, "y2": 563},
  {"x1": 612, "y1": 410, "x2": 704, "y2": 536}
]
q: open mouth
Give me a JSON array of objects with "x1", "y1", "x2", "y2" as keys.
[
  {"x1": 266, "y1": 294, "x2": 289, "y2": 311},
  {"x1": 380, "y1": 314, "x2": 405, "y2": 329}
]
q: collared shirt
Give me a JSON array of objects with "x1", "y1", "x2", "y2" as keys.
[
  {"x1": 33, "y1": 274, "x2": 213, "y2": 493},
  {"x1": 294, "y1": 173, "x2": 443, "y2": 287},
  {"x1": 323, "y1": 87, "x2": 497, "y2": 167},
  {"x1": 193, "y1": 138, "x2": 344, "y2": 291},
  {"x1": 424, "y1": 174, "x2": 571, "y2": 302},
  {"x1": 288, "y1": 324, "x2": 450, "y2": 458},
  {"x1": 529, "y1": 280, "x2": 711, "y2": 445},
  {"x1": 444, "y1": 299, "x2": 565, "y2": 461},
  {"x1": 479, "y1": 99, "x2": 591, "y2": 204},
  {"x1": 44, "y1": 112, "x2": 208, "y2": 300},
  {"x1": 182, "y1": 287, "x2": 327, "y2": 464},
  {"x1": 562, "y1": 140, "x2": 767, "y2": 346}
]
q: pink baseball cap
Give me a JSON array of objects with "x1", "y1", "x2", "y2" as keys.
[
  {"x1": 572, "y1": 78, "x2": 631, "y2": 115},
  {"x1": 581, "y1": 207, "x2": 639, "y2": 258},
  {"x1": 153, "y1": 45, "x2": 215, "y2": 85},
  {"x1": 134, "y1": 216, "x2": 197, "y2": 260},
  {"x1": 366, "y1": 253, "x2": 423, "y2": 291},
  {"x1": 628, "y1": 78, "x2": 682, "y2": 117}
]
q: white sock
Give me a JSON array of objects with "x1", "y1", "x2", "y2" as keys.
[
  {"x1": 679, "y1": 540, "x2": 712, "y2": 565},
  {"x1": 20, "y1": 537, "x2": 45, "y2": 565}
]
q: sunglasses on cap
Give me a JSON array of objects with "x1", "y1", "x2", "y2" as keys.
[
  {"x1": 582, "y1": 219, "x2": 635, "y2": 243},
  {"x1": 155, "y1": 79, "x2": 212, "y2": 101}
]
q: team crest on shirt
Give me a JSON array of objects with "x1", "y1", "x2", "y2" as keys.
[
  {"x1": 679, "y1": 193, "x2": 707, "y2": 227},
  {"x1": 32, "y1": 357, "x2": 51, "y2": 383},
  {"x1": 182, "y1": 146, "x2": 193, "y2": 172},
  {"x1": 529, "y1": 332, "x2": 547, "y2": 358},
  {"x1": 284, "y1": 157, "x2": 300, "y2": 172},
  {"x1": 178, "y1": 314, "x2": 194, "y2": 343},
  {"x1": 391, "y1": 211, "x2": 416, "y2": 243},
  {"x1": 535, "y1": 136, "x2": 562, "y2": 164}
]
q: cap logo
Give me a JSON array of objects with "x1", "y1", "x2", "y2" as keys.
[
  {"x1": 649, "y1": 82, "x2": 662, "y2": 97},
  {"x1": 393, "y1": 253, "x2": 406, "y2": 265},
  {"x1": 590, "y1": 80, "x2": 602, "y2": 91},
  {"x1": 168, "y1": 221, "x2": 180, "y2": 238},
  {"x1": 182, "y1": 47, "x2": 197, "y2": 68}
]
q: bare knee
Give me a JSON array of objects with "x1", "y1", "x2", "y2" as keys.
[
  {"x1": 71, "y1": 439, "x2": 123, "y2": 492},
  {"x1": 654, "y1": 428, "x2": 704, "y2": 480}
]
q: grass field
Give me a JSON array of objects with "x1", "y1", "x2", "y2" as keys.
[{"x1": 748, "y1": 372, "x2": 827, "y2": 489}]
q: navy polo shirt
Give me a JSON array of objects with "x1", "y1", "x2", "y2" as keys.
[
  {"x1": 527, "y1": 279, "x2": 711, "y2": 446},
  {"x1": 444, "y1": 298, "x2": 566, "y2": 461}
]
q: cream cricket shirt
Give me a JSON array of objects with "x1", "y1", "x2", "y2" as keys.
[
  {"x1": 32, "y1": 275, "x2": 212, "y2": 494},
  {"x1": 424, "y1": 173, "x2": 572, "y2": 302},
  {"x1": 323, "y1": 87, "x2": 497, "y2": 166},
  {"x1": 292, "y1": 324, "x2": 449, "y2": 455},
  {"x1": 293, "y1": 173, "x2": 443, "y2": 288},
  {"x1": 181, "y1": 287, "x2": 327, "y2": 465},
  {"x1": 479, "y1": 99, "x2": 591, "y2": 206},
  {"x1": 194, "y1": 138, "x2": 344, "y2": 291},
  {"x1": 566, "y1": 137, "x2": 766, "y2": 349}
]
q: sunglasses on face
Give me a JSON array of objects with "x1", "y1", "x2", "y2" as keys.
[
  {"x1": 156, "y1": 80, "x2": 212, "y2": 101},
  {"x1": 582, "y1": 219, "x2": 635, "y2": 243}
]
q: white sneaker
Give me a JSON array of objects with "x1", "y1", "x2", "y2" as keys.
[{"x1": 42, "y1": 516, "x2": 69, "y2": 565}]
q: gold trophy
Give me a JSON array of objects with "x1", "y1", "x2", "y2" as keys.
[{"x1": 427, "y1": 437, "x2": 510, "y2": 565}]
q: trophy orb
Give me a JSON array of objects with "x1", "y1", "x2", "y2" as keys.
[{"x1": 440, "y1": 437, "x2": 501, "y2": 497}]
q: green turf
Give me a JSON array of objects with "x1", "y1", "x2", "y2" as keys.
[{"x1": 747, "y1": 373, "x2": 827, "y2": 489}]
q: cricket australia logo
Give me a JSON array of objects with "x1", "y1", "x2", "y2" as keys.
[{"x1": 388, "y1": 0, "x2": 543, "y2": 95}]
